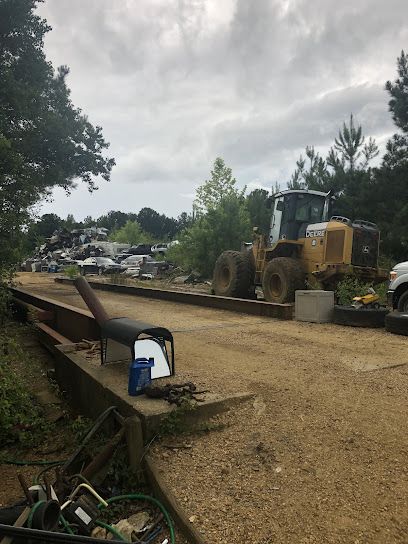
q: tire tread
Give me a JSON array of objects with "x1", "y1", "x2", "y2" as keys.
[
  {"x1": 213, "y1": 250, "x2": 254, "y2": 298},
  {"x1": 333, "y1": 305, "x2": 388, "y2": 328}
]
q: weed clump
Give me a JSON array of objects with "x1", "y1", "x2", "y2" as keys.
[{"x1": 0, "y1": 334, "x2": 47, "y2": 445}]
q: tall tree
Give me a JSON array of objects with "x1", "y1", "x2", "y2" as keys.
[
  {"x1": 289, "y1": 116, "x2": 379, "y2": 195},
  {"x1": 386, "y1": 50, "x2": 408, "y2": 134},
  {"x1": 171, "y1": 195, "x2": 251, "y2": 276},
  {"x1": 33, "y1": 214, "x2": 62, "y2": 238},
  {"x1": 372, "y1": 50, "x2": 408, "y2": 260},
  {"x1": 0, "y1": 0, "x2": 115, "y2": 265},
  {"x1": 194, "y1": 157, "x2": 244, "y2": 214},
  {"x1": 245, "y1": 188, "x2": 271, "y2": 233},
  {"x1": 329, "y1": 115, "x2": 379, "y2": 172},
  {"x1": 137, "y1": 207, "x2": 178, "y2": 239},
  {"x1": 176, "y1": 211, "x2": 194, "y2": 232},
  {"x1": 96, "y1": 211, "x2": 130, "y2": 232},
  {"x1": 169, "y1": 159, "x2": 250, "y2": 276},
  {"x1": 110, "y1": 220, "x2": 152, "y2": 246},
  {"x1": 289, "y1": 146, "x2": 332, "y2": 191},
  {"x1": 83, "y1": 216, "x2": 95, "y2": 227},
  {"x1": 63, "y1": 214, "x2": 77, "y2": 231}
]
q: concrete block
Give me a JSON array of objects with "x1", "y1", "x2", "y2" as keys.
[{"x1": 295, "y1": 290, "x2": 334, "y2": 323}]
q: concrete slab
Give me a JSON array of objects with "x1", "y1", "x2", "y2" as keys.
[{"x1": 53, "y1": 343, "x2": 252, "y2": 440}]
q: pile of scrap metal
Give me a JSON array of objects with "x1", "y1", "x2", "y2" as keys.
[
  {"x1": 21, "y1": 225, "x2": 177, "y2": 279},
  {"x1": 0, "y1": 407, "x2": 175, "y2": 543},
  {"x1": 21, "y1": 226, "x2": 131, "y2": 273}
]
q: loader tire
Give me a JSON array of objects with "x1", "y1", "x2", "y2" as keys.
[
  {"x1": 333, "y1": 305, "x2": 388, "y2": 328},
  {"x1": 213, "y1": 250, "x2": 254, "y2": 298},
  {"x1": 385, "y1": 311, "x2": 408, "y2": 336},
  {"x1": 262, "y1": 257, "x2": 304, "y2": 304}
]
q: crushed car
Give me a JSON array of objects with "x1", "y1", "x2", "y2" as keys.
[{"x1": 78, "y1": 257, "x2": 123, "y2": 276}]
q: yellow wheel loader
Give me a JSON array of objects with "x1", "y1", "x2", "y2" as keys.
[{"x1": 212, "y1": 189, "x2": 387, "y2": 303}]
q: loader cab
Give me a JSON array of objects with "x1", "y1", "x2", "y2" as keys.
[{"x1": 269, "y1": 190, "x2": 331, "y2": 245}]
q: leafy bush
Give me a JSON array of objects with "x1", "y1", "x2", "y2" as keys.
[
  {"x1": 0, "y1": 268, "x2": 13, "y2": 325},
  {"x1": 167, "y1": 196, "x2": 251, "y2": 277},
  {"x1": 0, "y1": 335, "x2": 46, "y2": 445},
  {"x1": 374, "y1": 281, "x2": 388, "y2": 306},
  {"x1": 335, "y1": 275, "x2": 388, "y2": 306},
  {"x1": 110, "y1": 220, "x2": 153, "y2": 245},
  {"x1": 64, "y1": 265, "x2": 79, "y2": 279}
]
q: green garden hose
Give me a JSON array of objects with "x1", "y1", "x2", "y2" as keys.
[
  {"x1": 27, "y1": 500, "x2": 46, "y2": 528},
  {"x1": 1, "y1": 458, "x2": 64, "y2": 466},
  {"x1": 28, "y1": 501, "x2": 75, "y2": 536},
  {"x1": 59, "y1": 514, "x2": 75, "y2": 535},
  {"x1": 99, "y1": 494, "x2": 176, "y2": 544}
]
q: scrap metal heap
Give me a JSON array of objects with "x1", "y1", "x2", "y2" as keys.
[
  {"x1": 22, "y1": 226, "x2": 118, "y2": 269},
  {"x1": 21, "y1": 226, "x2": 175, "y2": 280},
  {"x1": 0, "y1": 407, "x2": 176, "y2": 543}
]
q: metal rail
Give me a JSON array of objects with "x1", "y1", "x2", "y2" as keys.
[
  {"x1": 54, "y1": 277, "x2": 293, "y2": 320},
  {"x1": 11, "y1": 287, "x2": 100, "y2": 343}
]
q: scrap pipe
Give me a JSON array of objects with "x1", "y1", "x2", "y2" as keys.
[
  {"x1": 17, "y1": 474, "x2": 33, "y2": 505},
  {"x1": 73, "y1": 277, "x2": 110, "y2": 326},
  {"x1": 81, "y1": 427, "x2": 125, "y2": 481}
]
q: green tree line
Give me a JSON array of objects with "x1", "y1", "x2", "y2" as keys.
[{"x1": 24, "y1": 207, "x2": 195, "y2": 251}]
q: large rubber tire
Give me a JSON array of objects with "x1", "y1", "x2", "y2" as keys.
[
  {"x1": 333, "y1": 305, "x2": 388, "y2": 328},
  {"x1": 262, "y1": 257, "x2": 304, "y2": 303},
  {"x1": 385, "y1": 311, "x2": 408, "y2": 336},
  {"x1": 397, "y1": 290, "x2": 408, "y2": 312},
  {"x1": 213, "y1": 250, "x2": 254, "y2": 298}
]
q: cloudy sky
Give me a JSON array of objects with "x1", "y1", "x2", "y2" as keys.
[{"x1": 37, "y1": 0, "x2": 407, "y2": 221}]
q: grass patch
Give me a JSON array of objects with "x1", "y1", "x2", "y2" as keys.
[
  {"x1": 64, "y1": 265, "x2": 80, "y2": 279},
  {"x1": 0, "y1": 329, "x2": 49, "y2": 446},
  {"x1": 158, "y1": 399, "x2": 198, "y2": 436}
]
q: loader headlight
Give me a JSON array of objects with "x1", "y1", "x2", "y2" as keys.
[{"x1": 390, "y1": 271, "x2": 397, "y2": 281}]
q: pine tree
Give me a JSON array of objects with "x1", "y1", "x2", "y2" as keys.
[
  {"x1": 386, "y1": 51, "x2": 408, "y2": 134},
  {"x1": 194, "y1": 157, "x2": 243, "y2": 213}
]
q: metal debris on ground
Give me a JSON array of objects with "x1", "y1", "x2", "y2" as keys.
[
  {"x1": 144, "y1": 382, "x2": 207, "y2": 406},
  {"x1": 0, "y1": 406, "x2": 176, "y2": 543},
  {"x1": 74, "y1": 339, "x2": 101, "y2": 359}
]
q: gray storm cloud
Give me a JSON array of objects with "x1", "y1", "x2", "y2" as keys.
[{"x1": 37, "y1": 0, "x2": 407, "y2": 219}]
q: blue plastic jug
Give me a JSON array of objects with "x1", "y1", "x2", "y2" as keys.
[{"x1": 128, "y1": 357, "x2": 154, "y2": 396}]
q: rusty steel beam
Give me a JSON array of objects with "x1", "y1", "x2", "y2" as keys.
[
  {"x1": 73, "y1": 276, "x2": 110, "y2": 325},
  {"x1": 36, "y1": 322, "x2": 72, "y2": 345},
  {"x1": 12, "y1": 298, "x2": 54, "y2": 322}
]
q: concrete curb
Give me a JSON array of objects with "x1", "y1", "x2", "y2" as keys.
[
  {"x1": 145, "y1": 456, "x2": 208, "y2": 544},
  {"x1": 55, "y1": 276, "x2": 293, "y2": 319}
]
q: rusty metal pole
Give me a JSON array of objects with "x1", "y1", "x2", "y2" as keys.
[{"x1": 73, "y1": 277, "x2": 110, "y2": 326}]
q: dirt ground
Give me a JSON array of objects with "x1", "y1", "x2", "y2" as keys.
[{"x1": 16, "y1": 273, "x2": 408, "y2": 543}]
